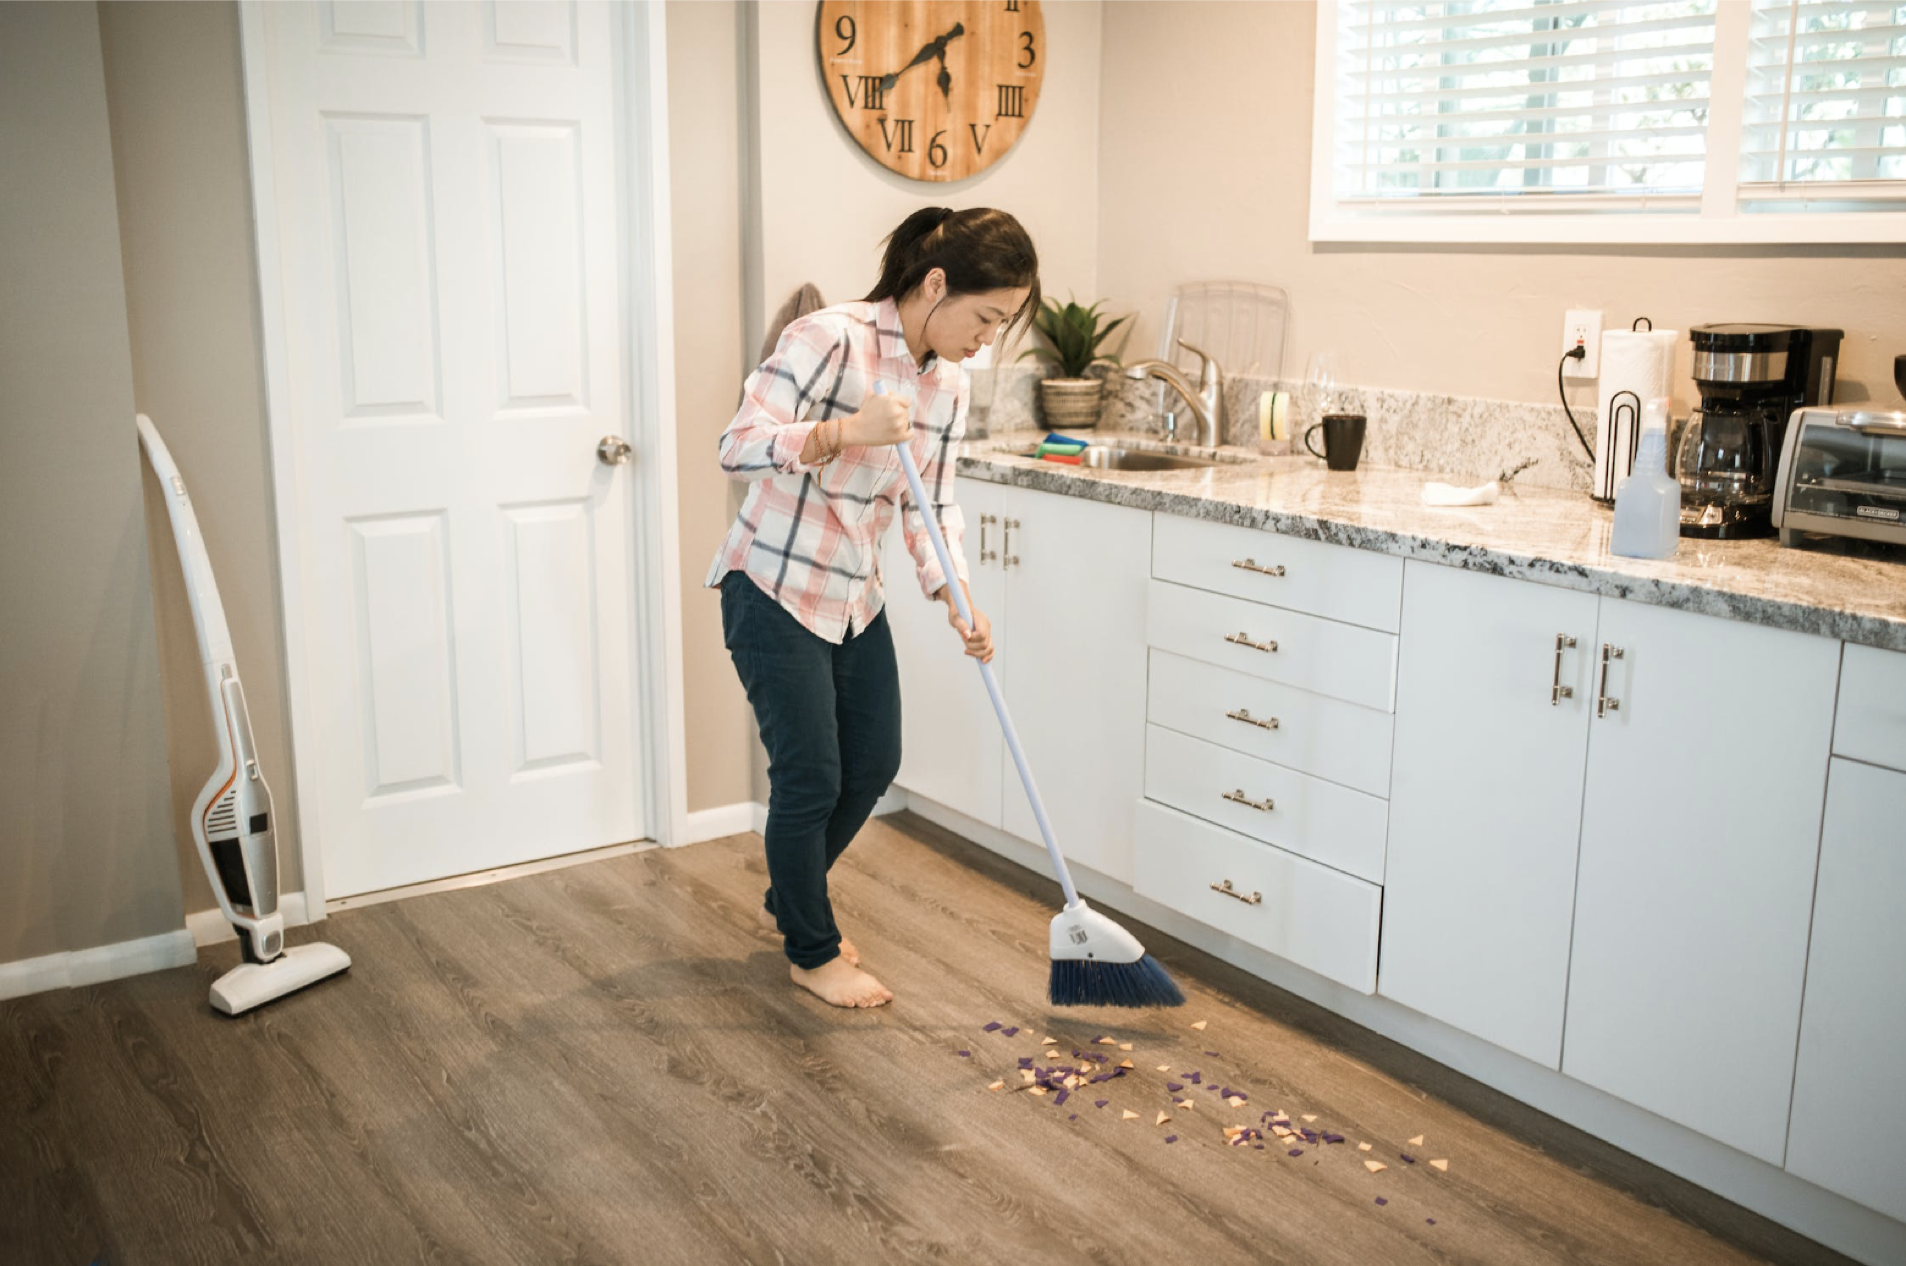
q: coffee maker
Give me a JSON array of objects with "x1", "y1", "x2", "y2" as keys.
[{"x1": 1677, "y1": 324, "x2": 1842, "y2": 538}]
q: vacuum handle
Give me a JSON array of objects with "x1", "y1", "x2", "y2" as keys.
[{"x1": 880, "y1": 384, "x2": 1081, "y2": 909}]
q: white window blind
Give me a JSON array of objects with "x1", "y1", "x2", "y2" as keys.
[
  {"x1": 1740, "y1": 0, "x2": 1906, "y2": 193},
  {"x1": 1336, "y1": 0, "x2": 1719, "y2": 201}
]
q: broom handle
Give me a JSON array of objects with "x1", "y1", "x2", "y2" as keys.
[{"x1": 884, "y1": 386, "x2": 1081, "y2": 909}]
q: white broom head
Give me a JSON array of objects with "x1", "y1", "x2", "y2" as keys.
[{"x1": 1049, "y1": 900, "x2": 1145, "y2": 965}]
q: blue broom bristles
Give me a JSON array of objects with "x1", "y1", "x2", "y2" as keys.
[{"x1": 1048, "y1": 954, "x2": 1186, "y2": 1008}]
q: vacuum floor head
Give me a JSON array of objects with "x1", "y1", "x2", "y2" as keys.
[{"x1": 210, "y1": 943, "x2": 352, "y2": 1016}]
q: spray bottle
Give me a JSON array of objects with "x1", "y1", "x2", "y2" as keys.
[{"x1": 1610, "y1": 397, "x2": 1681, "y2": 560}]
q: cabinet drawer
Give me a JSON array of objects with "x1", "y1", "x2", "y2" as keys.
[
  {"x1": 1145, "y1": 725, "x2": 1387, "y2": 883},
  {"x1": 1152, "y1": 513, "x2": 1403, "y2": 632},
  {"x1": 1133, "y1": 800, "x2": 1380, "y2": 993},
  {"x1": 1147, "y1": 650, "x2": 1394, "y2": 798},
  {"x1": 1147, "y1": 579, "x2": 1398, "y2": 712},
  {"x1": 1835, "y1": 643, "x2": 1906, "y2": 772}
]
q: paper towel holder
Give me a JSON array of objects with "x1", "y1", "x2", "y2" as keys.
[
  {"x1": 1632, "y1": 316, "x2": 1654, "y2": 331},
  {"x1": 1594, "y1": 389, "x2": 1643, "y2": 504}
]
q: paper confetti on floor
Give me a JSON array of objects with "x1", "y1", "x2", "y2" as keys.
[
  {"x1": 1190, "y1": 1020, "x2": 1209, "y2": 1031},
  {"x1": 957, "y1": 1027, "x2": 1458, "y2": 1222}
]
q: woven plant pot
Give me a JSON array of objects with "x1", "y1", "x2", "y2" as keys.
[{"x1": 1039, "y1": 377, "x2": 1104, "y2": 431}]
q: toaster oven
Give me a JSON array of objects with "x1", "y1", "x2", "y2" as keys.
[{"x1": 1773, "y1": 406, "x2": 1906, "y2": 550}]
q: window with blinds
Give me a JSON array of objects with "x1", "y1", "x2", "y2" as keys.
[
  {"x1": 1740, "y1": 0, "x2": 1906, "y2": 194},
  {"x1": 1315, "y1": 0, "x2": 1906, "y2": 239},
  {"x1": 1335, "y1": 0, "x2": 1719, "y2": 201}
]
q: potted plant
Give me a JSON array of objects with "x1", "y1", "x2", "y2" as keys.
[{"x1": 1020, "y1": 297, "x2": 1129, "y2": 431}]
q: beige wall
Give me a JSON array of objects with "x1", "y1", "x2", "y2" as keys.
[
  {"x1": 98, "y1": 0, "x2": 302, "y2": 903},
  {"x1": 668, "y1": 0, "x2": 757, "y2": 813},
  {"x1": 1097, "y1": 2, "x2": 1906, "y2": 411},
  {"x1": 0, "y1": 2, "x2": 183, "y2": 967}
]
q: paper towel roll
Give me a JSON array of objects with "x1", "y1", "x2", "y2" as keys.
[{"x1": 1594, "y1": 329, "x2": 1677, "y2": 502}]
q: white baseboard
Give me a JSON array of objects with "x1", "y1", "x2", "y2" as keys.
[
  {"x1": 681, "y1": 802, "x2": 761, "y2": 846},
  {"x1": 899, "y1": 792, "x2": 1906, "y2": 1266},
  {"x1": 0, "y1": 927, "x2": 198, "y2": 1002},
  {"x1": 186, "y1": 891, "x2": 313, "y2": 947},
  {"x1": 750, "y1": 801, "x2": 769, "y2": 836}
]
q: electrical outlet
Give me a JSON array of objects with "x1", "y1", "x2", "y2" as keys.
[{"x1": 1562, "y1": 309, "x2": 1602, "y2": 379}]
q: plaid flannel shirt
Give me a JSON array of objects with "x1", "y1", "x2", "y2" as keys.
[{"x1": 705, "y1": 298, "x2": 970, "y2": 644}]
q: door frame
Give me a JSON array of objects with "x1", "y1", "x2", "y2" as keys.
[{"x1": 236, "y1": 1, "x2": 688, "y2": 915}]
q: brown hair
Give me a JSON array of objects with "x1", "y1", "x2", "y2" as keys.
[{"x1": 865, "y1": 207, "x2": 1041, "y2": 343}]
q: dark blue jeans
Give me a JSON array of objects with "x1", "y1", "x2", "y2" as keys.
[{"x1": 720, "y1": 572, "x2": 903, "y2": 969}]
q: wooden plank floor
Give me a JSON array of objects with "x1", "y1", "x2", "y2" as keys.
[{"x1": 0, "y1": 812, "x2": 1849, "y2": 1266}]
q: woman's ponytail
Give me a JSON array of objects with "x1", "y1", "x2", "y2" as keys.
[{"x1": 865, "y1": 206, "x2": 1040, "y2": 341}]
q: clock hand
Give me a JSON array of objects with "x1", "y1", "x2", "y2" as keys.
[{"x1": 879, "y1": 22, "x2": 965, "y2": 93}]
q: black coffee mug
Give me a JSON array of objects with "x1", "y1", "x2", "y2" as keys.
[{"x1": 1304, "y1": 413, "x2": 1367, "y2": 471}]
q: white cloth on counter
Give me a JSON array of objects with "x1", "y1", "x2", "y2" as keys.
[{"x1": 1421, "y1": 480, "x2": 1501, "y2": 507}]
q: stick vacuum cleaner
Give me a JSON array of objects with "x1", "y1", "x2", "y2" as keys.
[{"x1": 137, "y1": 414, "x2": 350, "y2": 1015}]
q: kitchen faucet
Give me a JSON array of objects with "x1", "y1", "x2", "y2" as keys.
[{"x1": 1123, "y1": 339, "x2": 1225, "y2": 447}]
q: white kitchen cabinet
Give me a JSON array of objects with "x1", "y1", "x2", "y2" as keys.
[
  {"x1": 1833, "y1": 642, "x2": 1906, "y2": 770},
  {"x1": 1133, "y1": 800, "x2": 1382, "y2": 993},
  {"x1": 1379, "y1": 563, "x2": 1602, "y2": 1069},
  {"x1": 887, "y1": 479, "x2": 1010, "y2": 828},
  {"x1": 888, "y1": 480, "x2": 1150, "y2": 884},
  {"x1": 1786, "y1": 757, "x2": 1906, "y2": 1222},
  {"x1": 1145, "y1": 725, "x2": 1388, "y2": 883},
  {"x1": 1562, "y1": 598, "x2": 1839, "y2": 1165},
  {"x1": 998, "y1": 489, "x2": 1151, "y2": 885}
]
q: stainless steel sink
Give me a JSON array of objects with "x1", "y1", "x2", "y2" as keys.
[{"x1": 1011, "y1": 445, "x2": 1227, "y2": 472}]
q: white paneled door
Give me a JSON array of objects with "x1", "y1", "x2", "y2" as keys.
[{"x1": 258, "y1": 1, "x2": 642, "y2": 897}]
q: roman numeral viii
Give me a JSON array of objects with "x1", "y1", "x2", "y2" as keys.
[
  {"x1": 996, "y1": 84, "x2": 1024, "y2": 119},
  {"x1": 840, "y1": 74, "x2": 886, "y2": 111},
  {"x1": 879, "y1": 117, "x2": 915, "y2": 153}
]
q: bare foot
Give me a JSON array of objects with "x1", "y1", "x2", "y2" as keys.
[
  {"x1": 757, "y1": 905, "x2": 859, "y2": 967},
  {"x1": 790, "y1": 958, "x2": 893, "y2": 1008}
]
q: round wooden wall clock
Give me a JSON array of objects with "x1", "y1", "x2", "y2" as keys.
[{"x1": 817, "y1": 1, "x2": 1045, "y2": 182}]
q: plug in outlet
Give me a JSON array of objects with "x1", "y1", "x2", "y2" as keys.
[{"x1": 1562, "y1": 309, "x2": 1602, "y2": 379}]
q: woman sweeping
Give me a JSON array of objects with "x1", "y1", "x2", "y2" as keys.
[{"x1": 707, "y1": 207, "x2": 1039, "y2": 1009}]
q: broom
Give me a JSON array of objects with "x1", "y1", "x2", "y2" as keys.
[{"x1": 880, "y1": 384, "x2": 1184, "y2": 1008}]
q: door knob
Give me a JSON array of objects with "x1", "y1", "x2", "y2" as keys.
[{"x1": 597, "y1": 435, "x2": 633, "y2": 466}]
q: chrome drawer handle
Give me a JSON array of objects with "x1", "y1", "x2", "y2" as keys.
[
  {"x1": 1003, "y1": 517, "x2": 1019, "y2": 570},
  {"x1": 978, "y1": 514, "x2": 997, "y2": 564},
  {"x1": 1596, "y1": 643, "x2": 1625, "y2": 717},
  {"x1": 1551, "y1": 633, "x2": 1577, "y2": 706},
  {"x1": 1225, "y1": 631, "x2": 1279, "y2": 654},
  {"x1": 1210, "y1": 878, "x2": 1263, "y2": 905},
  {"x1": 1231, "y1": 558, "x2": 1286, "y2": 578},
  {"x1": 1226, "y1": 707, "x2": 1280, "y2": 731},
  {"x1": 1223, "y1": 788, "x2": 1275, "y2": 813}
]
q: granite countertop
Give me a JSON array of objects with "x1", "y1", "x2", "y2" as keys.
[{"x1": 959, "y1": 431, "x2": 1906, "y2": 653}]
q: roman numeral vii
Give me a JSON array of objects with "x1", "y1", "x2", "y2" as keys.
[{"x1": 879, "y1": 117, "x2": 915, "y2": 153}]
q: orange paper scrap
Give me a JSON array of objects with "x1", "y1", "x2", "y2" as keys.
[
  {"x1": 1155, "y1": 1111, "x2": 1172, "y2": 1126},
  {"x1": 1122, "y1": 1109, "x2": 1141, "y2": 1120},
  {"x1": 1430, "y1": 1159, "x2": 1449, "y2": 1172},
  {"x1": 1190, "y1": 1021, "x2": 1208, "y2": 1031},
  {"x1": 1364, "y1": 1160, "x2": 1388, "y2": 1174},
  {"x1": 1408, "y1": 1135, "x2": 1425, "y2": 1147},
  {"x1": 987, "y1": 1080, "x2": 1004, "y2": 1091}
]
